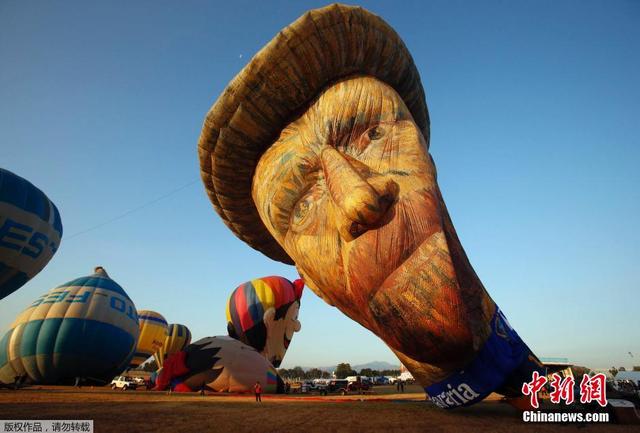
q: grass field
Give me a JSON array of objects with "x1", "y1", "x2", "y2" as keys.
[{"x1": 0, "y1": 385, "x2": 631, "y2": 433}]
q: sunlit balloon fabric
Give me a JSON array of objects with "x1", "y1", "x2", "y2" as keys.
[
  {"x1": 154, "y1": 323, "x2": 191, "y2": 368},
  {"x1": 197, "y1": 4, "x2": 544, "y2": 408},
  {"x1": 156, "y1": 336, "x2": 282, "y2": 393},
  {"x1": 129, "y1": 310, "x2": 167, "y2": 368},
  {"x1": 0, "y1": 267, "x2": 138, "y2": 384},
  {"x1": 0, "y1": 168, "x2": 63, "y2": 300}
]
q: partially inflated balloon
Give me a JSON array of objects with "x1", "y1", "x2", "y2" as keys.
[
  {"x1": 226, "y1": 276, "x2": 303, "y2": 367},
  {"x1": 156, "y1": 336, "x2": 283, "y2": 393},
  {"x1": 154, "y1": 323, "x2": 191, "y2": 368},
  {"x1": 0, "y1": 168, "x2": 63, "y2": 300},
  {"x1": 129, "y1": 310, "x2": 167, "y2": 368},
  {"x1": 0, "y1": 267, "x2": 138, "y2": 384},
  {"x1": 198, "y1": 4, "x2": 545, "y2": 409}
]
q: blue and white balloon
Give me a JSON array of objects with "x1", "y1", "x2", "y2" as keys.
[
  {"x1": 0, "y1": 168, "x2": 63, "y2": 299},
  {"x1": 0, "y1": 267, "x2": 139, "y2": 384}
]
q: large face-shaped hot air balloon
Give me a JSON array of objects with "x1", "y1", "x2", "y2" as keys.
[
  {"x1": 155, "y1": 336, "x2": 283, "y2": 393},
  {"x1": 129, "y1": 310, "x2": 167, "y2": 368},
  {"x1": 198, "y1": 4, "x2": 544, "y2": 409},
  {"x1": 226, "y1": 276, "x2": 303, "y2": 368},
  {"x1": 0, "y1": 168, "x2": 63, "y2": 300},
  {"x1": 0, "y1": 267, "x2": 138, "y2": 384},
  {"x1": 154, "y1": 323, "x2": 191, "y2": 368}
]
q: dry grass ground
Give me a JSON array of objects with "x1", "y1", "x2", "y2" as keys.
[{"x1": 0, "y1": 385, "x2": 633, "y2": 433}]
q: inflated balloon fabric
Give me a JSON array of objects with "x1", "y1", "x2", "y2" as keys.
[
  {"x1": 226, "y1": 276, "x2": 302, "y2": 367},
  {"x1": 156, "y1": 336, "x2": 283, "y2": 393},
  {"x1": 0, "y1": 267, "x2": 138, "y2": 384},
  {"x1": 198, "y1": 3, "x2": 544, "y2": 409},
  {"x1": 154, "y1": 323, "x2": 191, "y2": 368},
  {"x1": 129, "y1": 310, "x2": 167, "y2": 368},
  {"x1": 0, "y1": 168, "x2": 63, "y2": 300},
  {"x1": 198, "y1": 4, "x2": 427, "y2": 264},
  {"x1": 226, "y1": 276, "x2": 295, "y2": 349}
]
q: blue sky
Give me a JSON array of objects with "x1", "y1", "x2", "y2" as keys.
[{"x1": 1, "y1": 0, "x2": 638, "y2": 370}]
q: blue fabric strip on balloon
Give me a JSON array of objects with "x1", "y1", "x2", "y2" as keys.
[{"x1": 424, "y1": 308, "x2": 542, "y2": 409}]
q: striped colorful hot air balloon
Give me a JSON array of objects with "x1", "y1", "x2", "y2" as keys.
[
  {"x1": 226, "y1": 276, "x2": 303, "y2": 367},
  {"x1": 129, "y1": 310, "x2": 167, "y2": 368},
  {"x1": 0, "y1": 168, "x2": 63, "y2": 300},
  {"x1": 154, "y1": 323, "x2": 191, "y2": 368},
  {"x1": 0, "y1": 267, "x2": 138, "y2": 384}
]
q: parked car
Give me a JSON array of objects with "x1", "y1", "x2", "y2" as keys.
[
  {"x1": 344, "y1": 379, "x2": 371, "y2": 395},
  {"x1": 110, "y1": 376, "x2": 137, "y2": 391},
  {"x1": 301, "y1": 381, "x2": 314, "y2": 393},
  {"x1": 287, "y1": 381, "x2": 302, "y2": 393},
  {"x1": 312, "y1": 379, "x2": 330, "y2": 389},
  {"x1": 323, "y1": 379, "x2": 348, "y2": 394},
  {"x1": 374, "y1": 376, "x2": 390, "y2": 385},
  {"x1": 132, "y1": 377, "x2": 146, "y2": 386},
  {"x1": 320, "y1": 379, "x2": 370, "y2": 395},
  {"x1": 305, "y1": 380, "x2": 328, "y2": 392},
  {"x1": 346, "y1": 375, "x2": 373, "y2": 386}
]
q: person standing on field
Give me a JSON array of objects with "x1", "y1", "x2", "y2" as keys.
[{"x1": 254, "y1": 381, "x2": 262, "y2": 402}]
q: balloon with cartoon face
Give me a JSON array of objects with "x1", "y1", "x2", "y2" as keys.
[{"x1": 226, "y1": 276, "x2": 303, "y2": 368}]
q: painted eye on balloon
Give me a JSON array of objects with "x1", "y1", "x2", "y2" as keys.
[
  {"x1": 290, "y1": 185, "x2": 323, "y2": 233},
  {"x1": 292, "y1": 196, "x2": 313, "y2": 227},
  {"x1": 367, "y1": 125, "x2": 386, "y2": 141}
]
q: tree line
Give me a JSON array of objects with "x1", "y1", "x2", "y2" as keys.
[
  {"x1": 278, "y1": 363, "x2": 401, "y2": 380},
  {"x1": 609, "y1": 366, "x2": 640, "y2": 376}
]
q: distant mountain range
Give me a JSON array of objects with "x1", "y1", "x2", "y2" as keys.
[{"x1": 289, "y1": 361, "x2": 399, "y2": 373}]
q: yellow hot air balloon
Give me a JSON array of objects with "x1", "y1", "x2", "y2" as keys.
[
  {"x1": 154, "y1": 323, "x2": 191, "y2": 368},
  {"x1": 129, "y1": 310, "x2": 167, "y2": 368}
]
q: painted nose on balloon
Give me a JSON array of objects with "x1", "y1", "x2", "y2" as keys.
[{"x1": 320, "y1": 146, "x2": 396, "y2": 237}]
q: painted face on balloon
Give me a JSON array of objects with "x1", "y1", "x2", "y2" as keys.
[
  {"x1": 263, "y1": 301, "x2": 301, "y2": 368},
  {"x1": 253, "y1": 76, "x2": 493, "y2": 375}
]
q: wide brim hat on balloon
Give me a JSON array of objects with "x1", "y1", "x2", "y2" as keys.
[{"x1": 198, "y1": 3, "x2": 429, "y2": 264}]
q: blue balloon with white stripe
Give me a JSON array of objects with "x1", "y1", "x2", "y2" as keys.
[
  {"x1": 0, "y1": 267, "x2": 139, "y2": 384},
  {"x1": 0, "y1": 168, "x2": 63, "y2": 300}
]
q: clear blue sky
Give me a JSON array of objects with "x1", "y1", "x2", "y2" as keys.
[{"x1": 1, "y1": 0, "x2": 638, "y2": 370}]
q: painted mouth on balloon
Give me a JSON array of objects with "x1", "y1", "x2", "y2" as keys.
[{"x1": 284, "y1": 335, "x2": 291, "y2": 349}]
